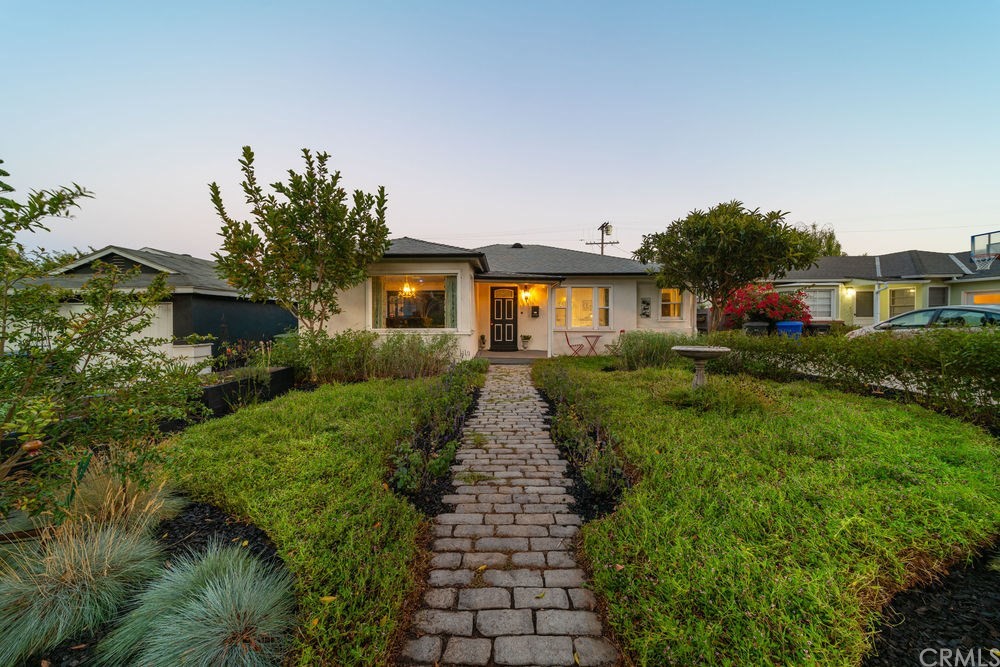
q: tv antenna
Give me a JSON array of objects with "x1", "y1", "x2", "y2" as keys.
[{"x1": 585, "y1": 221, "x2": 620, "y2": 255}]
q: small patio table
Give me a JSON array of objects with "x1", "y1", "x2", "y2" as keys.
[{"x1": 582, "y1": 334, "x2": 602, "y2": 356}]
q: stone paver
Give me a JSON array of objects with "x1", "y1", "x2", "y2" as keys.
[{"x1": 398, "y1": 365, "x2": 618, "y2": 666}]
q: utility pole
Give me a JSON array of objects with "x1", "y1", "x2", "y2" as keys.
[{"x1": 585, "y1": 221, "x2": 620, "y2": 255}]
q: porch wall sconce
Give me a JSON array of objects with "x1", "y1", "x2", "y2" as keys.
[
  {"x1": 846, "y1": 287, "x2": 856, "y2": 298},
  {"x1": 520, "y1": 285, "x2": 533, "y2": 305}
]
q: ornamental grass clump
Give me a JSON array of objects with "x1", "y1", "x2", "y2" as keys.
[
  {"x1": 98, "y1": 542, "x2": 295, "y2": 667},
  {"x1": 68, "y1": 458, "x2": 186, "y2": 534},
  {"x1": 0, "y1": 520, "x2": 162, "y2": 666}
]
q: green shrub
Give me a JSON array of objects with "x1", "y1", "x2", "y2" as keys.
[
  {"x1": 0, "y1": 520, "x2": 162, "y2": 665},
  {"x1": 608, "y1": 330, "x2": 696, "y2": 370},
  {"x1": 369, "y1": 333, "x2": 459, "y2": 379},
  {"x1": 390, "y1": 359, "x2": 487, "y2": 495},
  {"x1": 272, "y1": 330, "x2": 460, "y2": 383},
  {"x1": 703, "y1": 328, "x2": 1000, "y2": 428},
  {"x1": 99, "y1": 543, "x2": 294, "y2": 667}
]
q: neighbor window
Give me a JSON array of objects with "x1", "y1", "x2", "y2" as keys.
[
  {"x1": 554, "y1": 286, "x2": 610, "y2": 328},
  {"x1": 928, "y1": 286, "x2": 948, "y2": 308},
  {"x1": 660, "y1": 288, "x2": 682, "y2": 318},
  {"x1": 371, "y1": 275, "x2": 457, "y2": 328},
  {"x1": 802, "y1": 289, "x2": 834, "y2": 319},
  {"x1": 854, "y1": 291, "x2": 874, "y2": 318},
  {"x1": 889, "y1": 288, "x2": 915, "y2": 317}
]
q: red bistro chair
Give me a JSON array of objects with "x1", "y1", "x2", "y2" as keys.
[{"x1": 563, "y1": 331, "x2": 585, "y2": 356}]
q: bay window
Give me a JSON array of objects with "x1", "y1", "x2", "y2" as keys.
[
  {"x1": 554, "y1": 286, "x2": 610, "y2": 329},
  {"x1": 372, "y1": 275, "x2": 457, "y2": 329}
]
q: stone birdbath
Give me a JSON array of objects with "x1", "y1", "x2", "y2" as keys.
[{"x1": 671, "y1": 345, "x2": 731, "y2": 388}]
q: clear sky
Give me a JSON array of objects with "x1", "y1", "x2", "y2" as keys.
[{"x1": 4, "y1": 1, "x2": 998, "y2": 260}]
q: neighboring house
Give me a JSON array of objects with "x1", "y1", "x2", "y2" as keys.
[
  {"x1": 322, "y1": 237, "x2": 695, "y2": 357},
  {"x1": 45, "y1": 246, "x2": 297, "y2": 363},
  {"x1": 770, "y1": 248, "x2": 1000, "y2": 327}
]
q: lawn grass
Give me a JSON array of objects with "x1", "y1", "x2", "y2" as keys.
[
  {"x1": 165, "y1": 378, "x2": 452, "y2": 665},
  {"x1": 534, "y1": 357, "x2": 1000, "y2": 666}
]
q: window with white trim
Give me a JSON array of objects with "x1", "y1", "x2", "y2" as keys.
[
  {"x1": 554, "y1": 286, "x2": 611, "y2": 329},
  {"x1": 927, "y1": 286, "x2": 948, "y2": 308},
  {"x1": 660, "y1": 288, "x2": 683, "y2": 318},
  {"x1": 802, "y1": 288, "x2": 834, "y2": 319},
  {"x1": 889, "y1": 288, "x2": 915, "y2": 317}
]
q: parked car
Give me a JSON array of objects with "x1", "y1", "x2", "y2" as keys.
[{"x1": 846, "y1": 305, "x2": 1000, "y2": 338}]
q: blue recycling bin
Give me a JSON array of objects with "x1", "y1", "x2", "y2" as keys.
[{"x1": 775, "y1": 320, "x2": 804, "y2": 339}]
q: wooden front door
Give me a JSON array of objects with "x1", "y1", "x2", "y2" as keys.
[{"x1": 490, "y1": 286, "x2": 518, "y2": 351}]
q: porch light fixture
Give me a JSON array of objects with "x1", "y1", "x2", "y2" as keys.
[
  {"x1": 846, "y1": 287, "x2": 856, "y2": 298},
  {"x1": 400, "y1": 277, "x2": 416, "y2": 298},
  {"x1": 521, "y1": 285, "x2": 532, "y2": 305}
]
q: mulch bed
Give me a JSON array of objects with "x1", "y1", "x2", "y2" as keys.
[
  {"x1": 25, "y1": 500, "x2": 281, "y2": 667},
  {"x1": 863, "y1": 542, "x2": 1000, "y2": 666},
  {"x1": 535, "y1": 395, "x2": 627, "y2": 522}
]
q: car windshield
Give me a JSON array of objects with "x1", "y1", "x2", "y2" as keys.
[{"x1": 878, "y1": 310, "x2": 936, "y2": 329}]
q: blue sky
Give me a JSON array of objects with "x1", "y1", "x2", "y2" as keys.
[{"x1": 3, "y1": 1, "x2": 998, "y2": 259}]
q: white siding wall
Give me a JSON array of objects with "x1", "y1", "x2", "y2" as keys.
[{"x1": 549, "y1": 278, "x2": 696, "y2": 356}]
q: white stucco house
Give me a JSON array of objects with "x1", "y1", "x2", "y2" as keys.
[{"x1": 321, "y1": 238, "x2": 696, "y2": 358}]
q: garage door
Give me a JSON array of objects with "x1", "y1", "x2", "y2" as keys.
[{"x1": 966, "y1": 291, "x2": 1000, "y2": 305}]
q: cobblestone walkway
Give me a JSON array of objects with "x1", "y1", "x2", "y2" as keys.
[{"x1": 400, "y1": 365, "x2": 618, "y2": 666}]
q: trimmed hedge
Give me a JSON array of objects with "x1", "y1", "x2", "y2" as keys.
[{"x1": 611, "y1": 329, "x2": 1000, "y2": 428}]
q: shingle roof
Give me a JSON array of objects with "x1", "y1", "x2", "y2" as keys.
[
  {"x1": 775, "y1": 249, "x2": 1000, "y2": 283},
  {"x1": 383, "y1": 237, "x2": 488, "y2": 270},
  {"x1": 47, "y1": 246, "x2": 237, "y2": 294},
  {"x1": 476, "y1": 243, "x2": 654, "y2": 277}
]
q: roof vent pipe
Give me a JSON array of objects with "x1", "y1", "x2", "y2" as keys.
[{"x1": 511, "y1": 243, "x2": 523, "y2": 249}]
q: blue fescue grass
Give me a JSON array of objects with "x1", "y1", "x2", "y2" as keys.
[
  {"x1": 0, "y1": 520, "x2": 162, "y2": 665},
  {"x1": 99, "y1": 542, "x2": 294, "y2": 667}
]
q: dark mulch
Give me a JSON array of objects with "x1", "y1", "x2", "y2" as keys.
[
  {"x1": 27, "y1": 500, "x2": 281, "y2": 667},
  {"x1": 535, "y1": 393, "x2": 627, "y2": 523},
  {"x1": 863, "y1": 542, "x2": 1000, "y2": 666},
  {"x1": 395, "y1": 387, "x2": 482, "y2": 517}
]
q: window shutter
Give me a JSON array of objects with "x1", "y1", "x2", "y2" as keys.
[
  {"x1": 445, "y1": 276, "x2": 458, "y2": 328},
  {"x1": 371, "y1": 276, "x2": 383, "y2": 328}
]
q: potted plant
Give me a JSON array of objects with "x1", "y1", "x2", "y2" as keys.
[
  {"x1": 478, "y1": 334, "x2": 487, "y2": 350},
  {"x1": 520, "y1": 334, "x2": 532, "y2": 350}
]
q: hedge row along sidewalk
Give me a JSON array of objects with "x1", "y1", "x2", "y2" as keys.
[
  {"x1": 166, "y1": 365, "x2": 484, "y2": 666},
  {"x1": 534, "y1": 357, "x2": 1000, "y2": 665},
  {"x1": 398, "y1": 365, "x2": 618, "y2": 666}
]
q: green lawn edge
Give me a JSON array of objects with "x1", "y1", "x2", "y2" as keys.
[
  {"x1": 534, "y1": 357, "x2": 1000, "y2": 666},
  {"x1": 164, "y1": 379, "x2": 436, "y2": 665}
]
